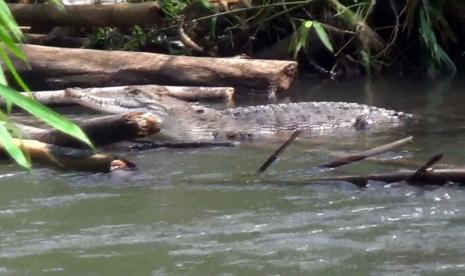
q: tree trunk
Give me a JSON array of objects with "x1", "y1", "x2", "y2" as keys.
[
  {"x1": 30, "y1": 112, "x2": 160, "y2": 148},
  {"x1": 8, "y1": 2, "x2": 163, "y2": 27},
  {"x1": 309, "y1": 169, "x2": 465, "y2": 188},
  {"x1": 15, "y1": 44, "x2": 298, "y2": 92}
]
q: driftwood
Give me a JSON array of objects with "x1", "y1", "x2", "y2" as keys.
[
  {"x1": 29, "y1": 112, "x2": 160, "y2": 148},
  {"x1": 128, "y1": 141, "x2": 236, "y2": 151},
  {"x1": 1, "y1": 85, "x2": 235, "y2": 107},
  {"x1": 257, "y1": 129, "x2": 302, "y2": 174},
  {"x1": 0, "y1": 139, "x2": 133, "y2": 172},
  {"x1": 9, "y1": 2, "x2": 163, "y2": 27},
  {"x1": 15, "y1": 44, "x2": 297, "y2": 91},
  {"x1": 407, "y1": 154, "x2": 443, "y2": 183},
  {"x1": 307, "y1": 169, "x2": 465, "y2": 188},
  {"x1": 319, "y1": 136, "x2": 413, "y2": 168}
]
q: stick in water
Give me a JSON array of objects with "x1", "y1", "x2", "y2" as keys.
[
  {"x1": 257, "y1": 129, "x2": 302, "y2": 174},
  {"x1": 319, "y1": 136, "x2": 413, "y2": 168},
  {"x1": 407, "y1": 153, "x2": 444, "y2": 185}
]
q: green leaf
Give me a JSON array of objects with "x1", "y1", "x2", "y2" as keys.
[
  {"x1": 0, "y1": 0, "x2": 23, "y2": 40},
  {"x1": 313, "y1": 22, "x2": 334, "y2": 52},
  {"x1": 0, "y1": 25, "x2": 26, "y2": 61},
  {"x1": 0, "y1": 67, "x2": 7, "y2": 85},
  {"x1": 0, "y1": 47, "x2": 29, "y2": 91},
  {"x1": 0, "y1": 84, "x2": 94, "y2": 149},
  {"x1": 211, "y1": 16, "x2": 217, "y2": 40},
  {"x1": 48, "y1": 0, "x2": 64, "y2": 11},
  {"x1": 289, "y1": 20, "x2": 313, "y2": 59},
  {"x1": 0, "y1": 122, "x2": 30, "y2": 169}
]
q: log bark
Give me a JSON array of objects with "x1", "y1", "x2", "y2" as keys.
[
  {"x1": 1, "y1": 85, "x2": 235, "y2": 107},
  {"x1": 128, "y1": 141, "x2": 236, "y2": 150},
  {"x1": 29, "y1": 112, "x2": 160, "y2": 147},
  {"x1": 9, "y1": 2, "x2": 163, "y2": 27},
  {"x1": 0, "y1": 139, "x2": 133, "y2": 172},
  {"x1": 308, "y1": 169, "x2": 465, "y2": 188},
  {"x1": 15, "y1": 44, "x2": 298, "y2": 92}
]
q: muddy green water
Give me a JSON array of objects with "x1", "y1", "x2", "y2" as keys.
[{"x1": 1, "y1": 77, "x2": 465, "y2": 275}]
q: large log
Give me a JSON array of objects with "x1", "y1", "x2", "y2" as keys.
[
  {"x1": 307, "y1": 169, "x2": 465, "y2": 188},
  {"x1": 1, "y1": 85, "x2": 235, "y2": 106},
  {"x1": 0, "y1": 139, "x2": 134, "y2": 172},
  {"x1": 15, "y1": 44, "x2": 298, "y2": 92},
  {"x1": 8, "y1": 2, "x2": 163, "y2": 27},
  {"x1": 30, "y1": 112, "x2": 160, "y2": 147}
]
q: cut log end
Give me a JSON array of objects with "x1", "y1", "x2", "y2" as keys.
[
  {"x1": 126, "y1": 112, "x2": 160, "y2": 137},
  {"x1": 278, "y1": 63, "x2": 298, "y2": 91}
]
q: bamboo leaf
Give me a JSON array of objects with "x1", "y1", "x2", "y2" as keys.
[
  {"x1": 0, "y1": 122, "x2": 30, "y2": 169},
  {"x1": 0, "y1": 67, "x2": 7, "y2": 85},
  {"x1": 0, "y1": 0, "x2": 23, "y2": 40},
  {"x1": 289, "y1": 20, "x2": 313, "y2": 59},
  {"x1": 0, "y1": 25, "x2": 26, "y2": 60},
  {"x1": 313, "y1": 22, "x2": 334, "y2": 52},
  {"x1": 0, "y1": 47, "x2": 29, "y2": 91},
  {"x1": 0, "y1": 84, "x2": 94, "y2": 149}
]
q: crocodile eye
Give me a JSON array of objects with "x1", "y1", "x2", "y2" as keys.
[{"x1": 196, "y1": 109, "x2": 205, "y2": 114}]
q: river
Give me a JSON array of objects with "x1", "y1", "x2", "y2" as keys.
[{"x1": 1, "y1": 76, "x2": 465, "y2": 275}]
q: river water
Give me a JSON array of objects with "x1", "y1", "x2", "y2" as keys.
[{"x1": 1, "y1": 77, "x2": 465, "y2": 275}]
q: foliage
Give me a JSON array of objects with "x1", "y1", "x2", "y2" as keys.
[
  {"x1": 83, "y1": 0, "x2": 461, "y2": 76},
  {"x1": 0, "y1": 0, "x2": 93, "y2": 169},
  {"x1": 160, "y1": 0, "x2": 190, "y2": 18}
]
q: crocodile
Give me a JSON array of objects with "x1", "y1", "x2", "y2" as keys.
[{"x1": 65, "y1": 88, "x2": 412, "y2": 141}]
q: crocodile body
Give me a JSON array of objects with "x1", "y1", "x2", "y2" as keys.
[{"x1": 65, "y1": 88, "x2": 411, "y2": 141}]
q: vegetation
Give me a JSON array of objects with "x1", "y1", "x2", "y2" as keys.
[
  {"x1": 0, "y1": 0, "x2": 92, "y2": 168},
  {"x1": 85, "y1": 0, "x2": 464, "y2": 77},
  {"x1": 1, "y1": 0, "x2": 463, "y2": 167}
]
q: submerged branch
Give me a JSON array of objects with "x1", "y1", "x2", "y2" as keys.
[{"x1": 257, "y1": 129, "x2": 302, "y2": 174}]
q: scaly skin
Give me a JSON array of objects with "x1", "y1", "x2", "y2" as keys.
[{"x1": 65, "y1": 88, "x2": 412, "y2": 141}]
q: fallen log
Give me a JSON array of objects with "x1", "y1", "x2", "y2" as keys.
[
  {"x1": 407, "y1": 154, "x2": 444, "y2": 183},
  {"x1": 29, "y1": 112, "x2": 160, "y2": 148},
  {"x1": 9, "y1": 2, "x2": 163, "y2": 27},
  {"x1": 306, "y1": 169, "x2": 465, "y2": 188},
  {"x1": 0, "y1": 85, "x2": 235, "y2": 107},
  {"x1": 15, "y1": 44, "x2": 297, "y2": 92},
  {"x1": 128, "y1": 141, "x2": 236, "y2": 151},
  {"x1": 0, "y1": 139, "x2": 133, "y2": 172},
  {"x1": 319, "y1": 136, "x2": 413, "y2": 168}
]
